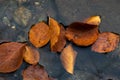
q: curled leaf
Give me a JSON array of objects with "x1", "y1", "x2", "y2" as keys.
[
  {"x1": 49, "y1": 17, "x2": 66, "y2": 52},
  {"x1": 22, "y1": 65, "x2": 50, "y2": 80},
  {"x1": 60, "y1": 44, "x2": 77, "y2": 74},
  {"x1": 0, "y1": 42, "x2": 25, "y2": 73},
  {"x1": 92, "y1": 32, "x2": 119, "y2": 53},
  {"x1": 23, "y1": 45, "x2": 40, "y2": 65},
  {"x1": 65, "y1": 22, "x2": 99, "y2": 46},
  {"x1": 29, "y1": 22, "x2": 50, "y2": 48},
  {"x1": 83, "y1": 15, "x2": 101, "y2": 25}
]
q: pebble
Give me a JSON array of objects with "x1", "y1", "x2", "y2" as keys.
[
  {"x1": 11, "y1": 25, "x2": 16, "y2": 29},
  {"x1": 34, "y1": 1, "x2": 40, "y2": 6},
  {"x1": 2, "y1": 16, "x2": 11, "y2": 26}
]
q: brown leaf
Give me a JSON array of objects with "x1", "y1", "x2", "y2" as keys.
[
  {"x1": 65, "y1": 22, "x2": 99, "y2": 46},
  {"x1": 60, "y1": 44, "x2": 77, "y2": 74},
  {"x1": 23, "y1": 45, "x2": 40, "y2": 65},
  {"x1": 0, "y1": 42, "x2": 25, "y2": 73},
  {"x1": 29, "y1": 22, "x2": 50, "y2": 48},
  {"x1": 49, "y1": 17, "x2": 66, "y2": 52},
  {"x1": 92, "y1": 32, "x2": 119, "y2": 53},
  {"x1": 83, "y1": 15, "x2": 101, "y2": 25},
  {"x1": 22, "y1": 65, "x2": 50, "y2": 80}
]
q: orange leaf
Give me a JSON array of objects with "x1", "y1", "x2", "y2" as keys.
[
  {"x1": 29, "y1": 22, "x2": 50, "y2": 48},
  {"x1": 83, "y1": 16, "x2": 101, "y2": 25},
  {"x1": 60, "y1": 44, "x2": 77, "y2": 74},
  {"x1": 65, "y1": 22, "x2": 99, "y2": 46},
  {"x1": 49, "y1": 17, "x2": 66, "y2": 52},
  {"x1": 23, "y1": 45, "x2": 40, "y2": 65}
]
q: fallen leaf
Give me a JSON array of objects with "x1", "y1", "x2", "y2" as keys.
[
  {"x1": 29, "y1": 22, "x2": 50, "y2": 48},
  {"x1": 83, "y1": 15, "x2": 101, "y2": 25},
  {"x1": 22, "y1": 65, "x2": 50, "y2": 80},
  {"x1": 65, "y1": 22, "x2": 99, "y2": 46},
  {"x1": 23, "y1": 45, "x2": 40, "y2": 65},
  {"x1": 60, "y1": 44, "x2": 77, "y2": 74},
  {"x1": 92, "y1": 32, "x2": 119, "y2": 53},
  {"x1": 14, "y1": 6, "x2": 32, "y2": 26},
  {"x1": 49, "y1": 17, "x2": 66, "y2": 52},
  {"x1": 0, "y1": 42, "x2": 25, "y2": 73}
]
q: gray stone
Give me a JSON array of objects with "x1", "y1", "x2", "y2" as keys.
[{"x1": 14, "y1": 6, "x2": 32, "y2": 26}]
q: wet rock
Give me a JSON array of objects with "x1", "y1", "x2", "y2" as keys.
[
  {"x1": 14, "y1": 6, "x2": 32, "y2": 26},
  {"x1": 73, "y1": 45, "x2": 98, "y2": 74},
  {"x1": 100, "y1": 60, "x2": 120, "y2": 79},
  {"x1": 39, "y1": 45, "x2": 64, "y2": 78},
  {"x1": 101, "y1": 75, "x2": 119, "y2": 80},
  {"x1": 0, "y1": 77, "x2": 6, "y2": 80},
  {"x1": 55, "y1": 0, "x2": 120, "y2": 33},
  {"x1": 60, "y1": 70, "x2": 99, "y2": 80}
]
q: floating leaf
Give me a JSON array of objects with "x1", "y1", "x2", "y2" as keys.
[
  {"x1": 83, "y1": 16, "x2": 101, "y2": 25},
  {"x1": 22, "y1": 65, "x2": 50, "y2": 80},
  {"x1": 23, "y1": 45, "x2": 40, "y2": 65},
  {"x1": 92, "y1": 32, "x2": 119, "y2": 53},
  {"x1": 0, "y1": 42, "x2": 25, "y2": 73},
  {"x1": 29, "y1": 22, "x2": 50, "y2": 48},
  {"x1": 49, "y1": 17, "x2": 66, "y2": 52},
  {"x1": 60, "y1": 44, "x2": 77, "y2": 74},
  {"x1": 65, "y1": 22, "x2": 99, "y2": 46}
]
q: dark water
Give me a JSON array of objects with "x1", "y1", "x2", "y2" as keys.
[{"x1": 0, "y1": 0, "x2": 120, "y2": 80}]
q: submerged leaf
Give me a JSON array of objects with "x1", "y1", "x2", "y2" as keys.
[
  {"x1": 14, "y1": 6, "x2": 32, "y2": 26},
  {"x1": 60, "y1": 44, "x2": 77, "y2": 74},
  {"x1": 23, "y1": 45, "x2": 40, "y2": 65},
  {"x1": 0, "y1": 42, "x2": 25, "y2": 73},
  {"x1": 22, "y1": 65, "x2": 50, "y2": 80}
]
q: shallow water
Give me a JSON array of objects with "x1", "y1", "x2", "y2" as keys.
[{"x1": 0, "y1": 0, "x2": 120, "y2": 80}]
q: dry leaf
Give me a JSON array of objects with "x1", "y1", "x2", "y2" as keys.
[
  {"x1": 23, "y1": 45, "x2": 40, "y2": 65},
  {"x1": 22, "y1": 65, "x2": 50, "y2": 80},
  {"x1": 0, "y1": 42, "x2": 25, "y2": 73},
  {"x1": 60, "y1": 44, "x2": 77, "y2": 74},
  {"x1": 65, "y1": 22, "x2": 99, "y2": 46},
  {"x1": 83, "y1": 16, "x2": 101, "y2": 25},
  {"x1": 92, "y1": 32, "x2": 119, "y2": 53},
  {"x1": 29, "y1": 22, "x2": 50, "y2": 48},
  {"x1": 49, "y1": 17, "x2": 66, "y2": 52}
]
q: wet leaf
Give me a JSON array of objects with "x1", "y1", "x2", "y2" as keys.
[
  {"x1": 60, "y1": 44, "x2": 77, "y2": 74},
  {"x1": 22, "y1": 65, "x2": 50, "y2": 80},
  {"x1": 65, "y1": 22, "x2": 99, "y2": 46},
  {"x1": 83, "y1": 16, "x2": 101, "y2": 25},
  {"x1": 92, "y1": 32, "x2": 119, "y2": 53},
  {"x1": 29, "y1": 22, "x2": 50, "y2": 48},
  {"x1": 0, "y1": 42, "x2": 25, "y2": 73},
  {"x1": 49, "y1": 17, "x2": 66, "y2": 52},
  {"x1": 14, "y1": 6, "x2": 32, "y2": 26},
  {"x1": 23, "y1": 45, "x2": 40, "y2": 65}
]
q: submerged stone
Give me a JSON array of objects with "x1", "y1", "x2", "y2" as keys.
[{"x1": 14, "y1": 6, "x2": 32, "y2": 26}]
